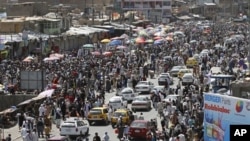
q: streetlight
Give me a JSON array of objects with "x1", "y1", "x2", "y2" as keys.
[{"x1": 92, "y1": 0, "x2": 94, "y2": 25}]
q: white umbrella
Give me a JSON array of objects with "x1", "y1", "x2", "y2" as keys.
[
  {"x1": 38, "y1": 89, "x2": 55, "y2": 98},
  {"x1": 43, "y1": 56, "x2": 60, "y2": 61}
]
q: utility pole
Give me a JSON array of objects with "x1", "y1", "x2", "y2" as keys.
[{"x1": 92, "y1": 0, "x2": 94, "y2": 25}]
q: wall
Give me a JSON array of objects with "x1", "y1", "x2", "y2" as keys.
[
  {"x1": 6, "y1": 2, "x2": 34, "y2": 17},
  {"x1": 0, "y1": 21, "x2": 24, "y2": 33},
  {"x1": 6, "y1": 2, "x2": 48, "y2": 17},
  {"x1": 17, "y1": 0, "x2": 112, "y2": 11},
  {"x1": 0, "y1": 95, "x2": 36, "y2": 111}
]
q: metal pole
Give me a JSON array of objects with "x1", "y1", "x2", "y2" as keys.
[{"x1": 92, "y1": 0, "x2": 94, "y2": 25}]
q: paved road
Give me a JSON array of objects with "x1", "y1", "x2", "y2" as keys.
[{"x1": 6, "y1": 75, "x2": 179, "y2": 141}]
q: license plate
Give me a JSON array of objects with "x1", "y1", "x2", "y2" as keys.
[
  {"x1": 66, "y1": 129, "x2": 71, "y2": 132},
  {"x1": 124, "y1": 95, "x2": 129, "y2": 97},
  {"x1": 135, "y1": 130, "x2": 140, "y2": 133},
  {"x1": 94, "y1": 116, "x2": 98, "y2": 118}
]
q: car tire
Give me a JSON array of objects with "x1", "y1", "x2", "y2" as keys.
[
  {"x1": 85, "y1": 128, "x2": 89, "y2": 136},
  {"x1": 111, "y1": 124, "x2": 115, "y2": 128},
  {"x1": 88, "y1": 120, "x2": 92, "y2": 125}
]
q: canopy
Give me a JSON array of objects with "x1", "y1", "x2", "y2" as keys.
[
  {"x1": 101, "y1": 39, "x2": 110, "y2": 43},
  {"x1": 109, "y1": 40, "x2": 122, "y2": 46},
  {"x1": 135, "y1": 37, "x2": 145, "y2": 44},
  {"x1": 83, "y1": 44, "x2": 94, "y2": 48},
  {"x1": 91, "y1": 51, "x2": 101, "y2": 56},
  {"x1": 103, "y1": 51, "x2": 112, "y2": 56},
  {"x1": 116, "y1": 46, "x2": 127, "y2": 49},
  {"x1": 23, "y1": 56, "x2": 34, "y2": 62},
  {"x1": 50, "y1": 53, "x2": 64, "y2": 58},
  {"x1": 43, "y1": 56, "x2": 60, "y2": 61},
  {"x1": 37, "y1": 89, "x2": 55, "y2": 98}
]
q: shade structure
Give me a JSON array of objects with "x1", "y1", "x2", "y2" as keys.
[
  {"x1": 111, "y1": 37, "x2": 124, "y2": 40},
  {"x1": 135, "y1": 37, "x2": 145, "y2": 44},
  {"x1": 116, "y1": 46, "x2": 127, "y2": 49},
  {"x1": 101, "y1": 39, "x2": 110, "y2": 43},
  {"x1": 109, "y1": 40, "x2": 122, "y2": 46},
  {"x1": 23, "y1": 56, "x2": 34, "y2": 62},
  {"x1": 43, "y1": 56, "x2": 60, "y2": 61},
  {"x1": 91, "y1": 51, "x2": 101, "y2": 56},
  {"x1": 103, "y1": 51, "x2": 112, "y2": 56},
  {"x1": 83, "y1": 44, "x2": 94, "y2": 48},
  {"x1": 38, "y1": 89, "x2": 55, "y2": 98},
  {"x1": 50, "y1": 53, "x2": 64, "y2": 58}
]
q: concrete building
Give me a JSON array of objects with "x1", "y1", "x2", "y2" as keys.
[
  {"x1": 6, "y1": 2, "x2": 48, "y2": 17},
  {"x1": 120, "y1": 0, "x2": 172, "y2": 23}
]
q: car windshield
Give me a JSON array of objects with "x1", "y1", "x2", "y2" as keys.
[
  {"x1": 137, "y1": 82, "x2": 148, "y2": 85},
  {"x1": 131, "y1": 122, "x2": 147, "y2": 128},
  {"x1": 109, "y1": 98, "x2": 121, "y2": 103},
  {"x1": 134, "y1": 97, "x2": 146, "y2": 101},
  {"x1": 122, "y1": 90, "x2": 133, "y2": 94},
  {"x1": 89, "y1": 109, "x2": 102, "y2": 114},
  {"x1": 113, "y1": 112, "x2": 126, "y2": 117}
]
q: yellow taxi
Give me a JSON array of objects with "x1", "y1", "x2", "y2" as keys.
[
  {"x1": 186, "y1": 57, "x2": 198, "y2": 68},
  {"x1": 88, "y1": 107, "x2": 109, "y2": 125},
  {"x1": 110, "y1": 109, "x2": 133, "y2": 128},
  {"x1": 177, "y1": 69, "x2": 192, "y2": 78}
]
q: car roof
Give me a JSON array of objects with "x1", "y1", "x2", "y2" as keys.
[
  {"x1": 132, "y1": 120, "x2": 148, "y2": 123},
  {"x1": 135, "y1": 95, "x2": 148, "y2": 98},
  {"x1": 183, "y1": 73, "x2": 193, "y2": 76},
  {"x1": 154, "y1": 86, "x2": 164, "y2": 88},
  {"x1": 48, "y1": 136, "x2": 68, "y2": 141},
  {"x1": 115, "y1": 109, "x2": 128, "y2": 112},
  {"x1": 110, "y1": 96, "x2": 122, "y2": 99},
  {"x1": 92, "y1": 107, "x2": 107, "y2": 110},
  {"x1": 138, "y1": 81, "x2": 149, "y2": 83},
  {"x1": 122, "y1": 87, "x2": 133, "y2": 91}
]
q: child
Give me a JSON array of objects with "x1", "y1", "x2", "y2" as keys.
[{"x1": 44, "y1": 126, "x2": 51, "y2": 138}]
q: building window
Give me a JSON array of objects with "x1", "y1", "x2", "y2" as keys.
[
  {"x1": 43, "y1": 21, "x2": 51, "y2": 28},
  {"x1": 163, "y1": 1, "x2": 171, "y2": 6}
]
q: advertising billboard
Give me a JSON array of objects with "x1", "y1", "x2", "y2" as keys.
[{"x1": 203, "y1": 93, "x2": 250, "y2": 141}]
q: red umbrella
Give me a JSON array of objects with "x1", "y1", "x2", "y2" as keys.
[
  {"x1": 103, "y1": 51, "x2": 112, "y2": 56},
  {"x1": 135, "y1": 37, "x2": 145, "y2": 44},
  {"x1": 91, "y1": 51, "x2": 101, "y2": 56},
  {"x1": 116, "y1": 46, "x2": 127, "y2": 49}
]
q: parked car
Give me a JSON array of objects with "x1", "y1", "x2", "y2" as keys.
[
  {"x1": 131, "y1": 96, "x2": 151, "y2": 111},
  {"x1": 158, "y1": 73, "x2": 174, "y2": 85},
  {"x1": 60, "y1": 117, "x2": 89, "y2": 137},
  {"x1": 182, "y1": 73, "x2": 194, "y2": 85},
  {"x1": 128, "y1": 120, "x2": 152, "y2": 140},
  {"x1": 87, "y1": 107, "x2": 109, "y2": 125},
  {"x1": 135, "y1": 81, "x2": 154, "y2": 93},
  {"x1": 110, "y1": 109, "x2": 137, "y2": 128},
  {"x1": 169, "y1": 66, "x2": 187, "y2": 77},
  {"x1": 108, "y1": 96, "x2": 128, "y2": 110},
  {"x1": 119, "y1": 87, "x2": 138, "y2": 102},
  {"x1": 177, "y1": 69, "x2": 192, "y2": 78}
]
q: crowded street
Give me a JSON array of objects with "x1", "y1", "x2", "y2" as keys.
[{"x1": 0, "y1": 19, "x2": 250, "y2": 141}]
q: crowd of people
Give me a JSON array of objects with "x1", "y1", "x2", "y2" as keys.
[{"x1": 0, "y1": 19, "x2": 249, "y2": 141}]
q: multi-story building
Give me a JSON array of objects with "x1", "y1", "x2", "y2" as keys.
[{"x1": 120, "y1": 0, "x2": 172, "y2": 23}]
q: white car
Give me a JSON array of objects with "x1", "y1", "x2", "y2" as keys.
[
  {"x1": 60, "y1": 117, "x2": 89, "y2": 137},
  {"x1": 151, "y1": 86, "x2": 167, "y2": 94},
  {"x1": 182, "y1": 73, "x2": 194, "y2": 85},
  {"x1": 135, "y1": 81, "x2": 154, "y2": 93},
  {"x1": 131, "y1": 96, "x2": 151, "y2": 111},
  {"x1": 119, "y1": 87, "x2": 138, "y2": 102},
  {"x1": 163, "y1": 95, "x2": 181, "y2": 104},
  {"x1": 108, "y1": 96, "x2": 127, "y2": 110},
  {"x1": 158, "y1": 73, "x2": 174, "y2": 85}
]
